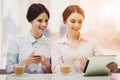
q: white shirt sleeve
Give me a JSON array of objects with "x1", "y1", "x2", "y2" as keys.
[{"x1": 6, "y1": 39, "x2": 19, "y2": 74}]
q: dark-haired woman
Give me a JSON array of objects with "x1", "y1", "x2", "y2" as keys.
[{"x1": 6, "y1": 3, "x2": 51, "y2": 74}]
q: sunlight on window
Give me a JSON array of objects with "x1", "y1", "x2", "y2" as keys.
[{"x1": 98, "y1": 2, "x2": 116, "y2": 18}]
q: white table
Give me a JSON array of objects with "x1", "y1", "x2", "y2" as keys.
[{"x1": 0, "y1": 73, "x2": 120, "y2": 80}]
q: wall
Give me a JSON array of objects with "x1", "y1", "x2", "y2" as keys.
[{"x1": 0, "y1": 0, "x2": 3, "y2": 68}]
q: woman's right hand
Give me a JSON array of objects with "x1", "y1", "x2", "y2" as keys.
[
  {"x1": 75, "y1": 56, "x2": 88, "y2": 65},
  {"x1": 67, "y1": 56, "x2": 88, "y2": 65},
  {"x1": 20, "y1": 52, "x2": 41, "y2": 66}
]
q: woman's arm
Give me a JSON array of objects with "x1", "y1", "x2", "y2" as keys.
[
  {"x1": 6, "y1": 40, "x2": 19, "y2": 74},
  {"x1": 51, "y1": 43, "x2": 63, "y2": 73}
]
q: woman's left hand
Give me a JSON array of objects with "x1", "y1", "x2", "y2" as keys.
[
  {"x1": 39, "y1": 55, "x2": 51, "y2": 73},
  {"x1": 40, "y1": 55, "x2": 50, "y2": 67},
  {"x1": 106, "y1": 62, "x2": 118, "y2": 73}
]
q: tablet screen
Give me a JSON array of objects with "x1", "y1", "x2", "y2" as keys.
[{"x1": 83, "y1": 55, "x2": 116, "y2": 76}]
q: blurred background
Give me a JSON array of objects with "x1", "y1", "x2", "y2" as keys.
[{"x1": 0, "y1": 0, "x2": 120, "y2": 69}]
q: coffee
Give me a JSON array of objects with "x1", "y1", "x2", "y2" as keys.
[
  {"x1": 60, "y1": 65, "x2": 71, "y2": 74},
  {"x1": 14, "y1": 64, "x2": 25, "y2": 75}
]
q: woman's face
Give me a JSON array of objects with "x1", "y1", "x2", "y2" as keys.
[
  {"x1": 65, "y1": 12, "x2": 84, "y2": 34},
  {"x1": 30, "y1": 12, "x2": 48, "y2": 35}
]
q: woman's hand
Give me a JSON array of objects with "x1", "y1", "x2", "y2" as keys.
[
  {"x1": 75, "y1": 56, "x2": 88, "y2": 65},
  {"x1": 39, "y1": 55, "x2": 50, "y2": 67},
  {"x1": 20, "y1": 52, "x2": 41, "y2": 66},
  {"x1": 106, "y1": 62, "x2": 118, "y2": 73},
  {"x1": 38, "y1": 55, "x2": 51, "y2": 73}
]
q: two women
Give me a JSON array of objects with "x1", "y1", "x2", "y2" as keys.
[{"x1": 6, "y1": 3, "x2": 117, "y2": 74}]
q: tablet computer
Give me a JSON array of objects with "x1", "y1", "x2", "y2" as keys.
[{"x1": 83, "y1": 55, "x2": 116, "y2": 76}]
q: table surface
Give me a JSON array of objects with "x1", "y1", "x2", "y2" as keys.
[{"x1": 0, "y1": 73, "x2": 120, "y2": 80}]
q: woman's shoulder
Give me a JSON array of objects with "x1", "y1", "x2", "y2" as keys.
[
  {"x1": 44, "y1": 37, "x2": 52, "y2": 42},
  {"x1": 51, "y1": 38, "x2": 64, "y2": 47},
  {"x1": 82, "y1": 34, "x2": 98, "y2": 42},
  {"x1": 9, "y1": 32, "x2": 29, "y2": 43},
  {"x1": 42, "y1": 36, "x2": 53, "y2": 45}
]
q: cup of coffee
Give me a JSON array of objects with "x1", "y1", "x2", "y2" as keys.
[
  {"x1": 13, "y1": 63, "x2": 25, "y2": 75},
  {"x1": 60, "y1": 63, "x2": 71, "y2": 74}
]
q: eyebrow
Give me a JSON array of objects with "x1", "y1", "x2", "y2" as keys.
[{"x1": 70, "y1": 19, "x2": 83, "y2": 21}]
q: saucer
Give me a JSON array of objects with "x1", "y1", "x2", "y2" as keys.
[{"x1": 11, "y1": 73, "x2": 29, "y2": 77}]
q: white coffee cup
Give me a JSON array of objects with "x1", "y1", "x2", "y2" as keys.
[
  {"x1": 60, "y1": 63, "x2": 71, "y2": 74},
  {"x1": 13, "y1": 63, "x2": 25, "y2": 75}
]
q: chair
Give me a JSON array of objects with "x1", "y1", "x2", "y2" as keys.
[
  {"x1": 0, "y1": 69, "x2": 6, "y2": 74},
  {"x1": 114, "y1": 68, "x2": 120, "y2": 73}
]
